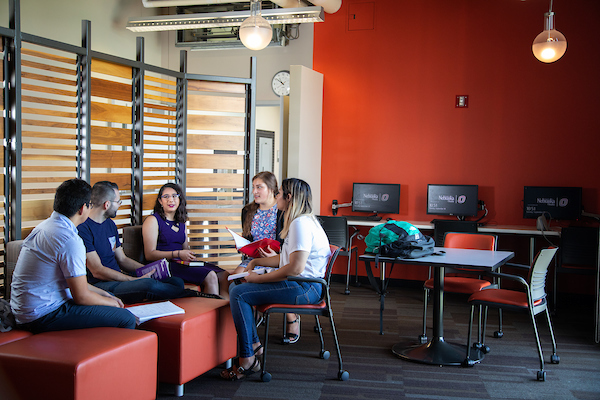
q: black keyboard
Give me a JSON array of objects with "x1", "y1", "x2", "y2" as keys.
[{"x1": 347, "y1": 215, "x2": 382, "y2": 221}]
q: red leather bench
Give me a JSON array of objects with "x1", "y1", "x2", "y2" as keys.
[
  {"x1": 139, "y1": 297, "x2": 237, "y2": 397},
  {"x1": 0, "y1": 327, "x2": 158, "y2": 400},
  {"x1": 0, "y1": 329, "x2": 32, "y2": 346}
]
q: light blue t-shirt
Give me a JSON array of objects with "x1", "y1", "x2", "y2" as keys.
[{"x1": 10, "y1": 211, "x2": 88, "y2": 324}]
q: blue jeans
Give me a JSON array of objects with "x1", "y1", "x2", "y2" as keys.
[
  {"x1": 229, "y1": 280, "x2": 322, "y2": 358},
  {"x1": 19, "y1": 300, "x2": 136, "y2": 334},
  {"x1": 94, "y1": 277, "x2": 186, "y2": 304}
]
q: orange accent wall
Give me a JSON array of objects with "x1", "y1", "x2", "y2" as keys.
[{"x1": 314, "y1": 0, "x2": 600, "y2": 281}]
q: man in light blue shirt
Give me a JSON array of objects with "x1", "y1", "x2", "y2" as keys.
[{"x1": 10, "y1": 179, "x2": 135, "y2": 333}]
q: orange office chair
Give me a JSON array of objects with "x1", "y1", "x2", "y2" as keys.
[
  {"x1": 463, "y1": 247, "x2": 559, "y2": 381},
  {"x1": 317, "y1": 216, "x2": 359, "y2": 295},
  {"x1": 421, "y1": 232, "x2": 500, "y2": 346},
  {"x1": 256, "y1": 245, "x2": 349, "y2": 382}
]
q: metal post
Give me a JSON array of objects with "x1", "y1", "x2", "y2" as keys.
[
  {"x1": 176, "y1": 50, "x2": 187, "y2": 190},
  {"x1": 79, "y1": 20, "x2": 92, "y2": 183},
  {"x1": 7, "y1": 0, "x2": 22, "y2": 240},
  {"x1": 245, "y1": 56, "x2": 257, "y2": 205},
  {"x1": 132, "y1": 37, "x2": 145, "y2": 226}
]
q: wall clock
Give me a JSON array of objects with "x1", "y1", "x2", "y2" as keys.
[{"x1": 271, "y1": 70, "x2": 290, "y2": 97}]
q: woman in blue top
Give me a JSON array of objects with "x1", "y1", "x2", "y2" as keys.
[{"x1": 142, "y1": 183, "x2": 228, "y2": 296}]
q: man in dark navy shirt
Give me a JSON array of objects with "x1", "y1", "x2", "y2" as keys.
[{"x1": 78, "y1": 181, "x2": 191, "y2": 304}]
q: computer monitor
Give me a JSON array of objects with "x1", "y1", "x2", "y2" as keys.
[
  {"x1": 523, "y1": 186, "x2": 582, "y2": 220},
  {"x1": 352, "y1": 183, "x2": 400, "y2": 215},
  {"x1": 427, "y1": 184, "x2": 479, "y2": 218}
]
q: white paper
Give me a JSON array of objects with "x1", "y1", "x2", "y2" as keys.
[
  {"x1": 226, "y1": 227, "x2": 250, "y2": 250},
  {"x1": 227, "y1": 267, "x2": 268, "y2": 281},
  {"x1": 127, "y1": 301, "x2": 185, "y2": 325}
]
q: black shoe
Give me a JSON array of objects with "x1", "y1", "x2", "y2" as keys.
[
  {"x1": 282, "y1": 314, "x2": 300, "y2": 345},
  {"x1": 182, "y1": 289, "x2": 222, "y2": 299}
]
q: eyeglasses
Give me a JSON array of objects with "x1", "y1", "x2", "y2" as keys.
[
  {"x1": 161, "y1": 193, "x2": 180, "y2": 200},
  {"x1": 111, "y1": 200, "x2": 123, "y2": 206}
]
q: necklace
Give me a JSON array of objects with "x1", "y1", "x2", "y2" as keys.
[{"x1": 165, "y1": 219, "x2": 179, "y2": 232}]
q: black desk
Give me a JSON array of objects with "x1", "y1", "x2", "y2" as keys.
[{"x1": 360, "y1": 247, "x2": 514, "y2": 366}]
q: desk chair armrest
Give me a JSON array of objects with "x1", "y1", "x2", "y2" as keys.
[
  {"x1": 485, "y1": 271, "x2": 528, "y2": 287},
  {"x1": 504, "y1": 262, "x2": 531, "y2": 270}
]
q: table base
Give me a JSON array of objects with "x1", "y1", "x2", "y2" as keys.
[{"x1": 392, "y1": 338, "x2": 483, "y2": 366}]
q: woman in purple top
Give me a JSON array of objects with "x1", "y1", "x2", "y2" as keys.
[{"x1": 142, "y1": 183, "x2": 228, "y2": 296}]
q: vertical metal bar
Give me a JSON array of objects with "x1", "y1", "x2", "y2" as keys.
[
  {"x1": 79, "y1": 20, "x2": 92, "y2": 183},
  {"x1": 176, "y1": 50, "x2": 187, "y2": 190},
  {"x1": 132, "y1": 37, "x2": 144, "y2": 226},
  {"x1": 245, "y1": 56, "x2": 257, "y2": 205},
  {"x1": 8, "y1": 0, "x2": 22, "y2": 241}
]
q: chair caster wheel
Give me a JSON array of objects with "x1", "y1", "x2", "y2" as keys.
[
  {"x1": 462, "y1": 358, "x2": 476, "y2": 368},
  {"x1": 472, "y1": 342, "x2": 483, "y2": 350},
  {"x1": 537, "y1": 370, "x2": 546, "y2": 381},
  {"x1": 353, "y1": 281, "x2": 361, "y2": 288},
  {"x1": 261, "y1": 372, "x2": 272, "y2": 382},
  {"x1": 338, "y1": 370, "x2": 349, "y2": 381},
  {"x1": 481, "y1": 345, "x2": 491, "y2": 354},
  {"x1": 418, "y1": 335, "x2": 428, "y2": 344},
  {"x1": 551, "y1": 354, "x2": 560, "y2": 364},
  {"x1": 494, "y1": 331, "x2": 504, "y2": 338},
  {"x1": 344, "y1": 290, "x2": 350, "y2": 295},
  {"x1": 320, "y1": 350, "x2": 330, "y2": 360}
]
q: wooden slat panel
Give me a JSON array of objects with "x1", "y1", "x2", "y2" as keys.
[
  {"x1": 91, "y1": 173, "x2": 131, "y2": 190},
  {"x1": 90, "y1": 126, "x2": 132, "y2": 146},
  {"x1": 188, "y1": 200, "x2": 243, "y2": 206},
  {"x1": 187, "y1": 208, "x2": 239, "y2": 214},
  {"x1": 91, "y1": 150, "x2": 131, "y2": 168},
  {"x1": 187, "y1": 134, "x2": 245, "y2": 151},
  {"x1": 145, "y1": 75, "x2": 176, "y2": 87},
  {"x1": 186, "y1": 153, "x2": 244, "y2": 170},
  {"x1": 91, "y1": 77, "x2": 132, "y2": 102},
  {"x1": 22, "y1": 154, "x2": 76, "y2": 161},
  {"x1": 22, "y1": 83, "x2": 77, "y2": 98},
  {"x1": 22, "y1": 71, "x2": 76, "y2": 86},
  {"x1": 144, "y1": 83, "x2": 176, "y2": 95},
  {"x1": 22, "y1": 176, "x2": 73, "y2": 183},
  {"x1": 144, "y1": 121, "x2": 175, "y2": 129},
  {"x1": 188, "y1": 80, "x2": 246, "y2": 95},
  {"x1": 22, "y1": 95, "x2": 77, "y2": 108},
  {"x1": 145, "y1": 103, "x2": 176, "y2": 112},
  {"x1": 188, "y1": 94, "x2": 245, "y2": 113},
  {"x1": 91, "y1": 102, "x2": 132, "y2": 124},
  {"x1": 143, "y1": 195, "x2": 157, "y2": 211},
  {"x1": 189, "y1": 216, "x2": 239, "y2": 222},
  {"x1": 23, "y1": 131, "x2": 77, "y2": 140},
  {"x1": 22, "y1": 166, "x2": 75, "y2": 172},
  {"x1": 22, "y1": 143, "x2": 76, "y2": 151},
  {"x1": 22, "y1": 107, "x2": 77, "y2": 119},
  {"x1": 186, "y1": 173, "x2": 243, "y2": 189},
  {"x1": 144, "y1": 93, "x2": 175, "y2": 103},
  {"x1": 22, "y1": 119, "x2": 77, "y2": 129},
  {"x1": 22, "y1": 199, "x2": 54, "y2": 221},
  {"x1": 91, "y1": 58, "x2": 132, "y2": 79},
  {"x1": 22, "y1": 59, "x2": 76, "y2": 76},
  {"x1": 22, "y1": 48, "x2": 76, "y2": 65},
  {"x1": 144, "y1": 112, "x2": 176, "y2": 121},
  {"x1": 187, "y1": 114, "x2": 244, "y2": 132}
]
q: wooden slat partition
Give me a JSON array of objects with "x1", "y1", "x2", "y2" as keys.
[
  {"x1": 90, "y1": 58, "x2": 134, "y2": 229},
  {"x1": 186, "y1": 80, "x2": 248, "y2": 268},
  {"x1": 141, "y1": 71, "x2": 177, "y2": 215},
  {"x1": 0, "y1": 46, "x2": 4, "y2": 297},
  {"x1": 20, "y1": 43, "x2": 79, "y2": 236}
]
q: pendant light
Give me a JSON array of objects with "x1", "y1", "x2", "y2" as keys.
[
  {"x1": 532, "y1": 0, "x2": 567, "y2": 63},
  {"x1": 239, "y1": 0, "x2": 273, "y2": 51}
]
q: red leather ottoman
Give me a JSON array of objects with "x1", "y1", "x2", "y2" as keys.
[
  {"x1": 139, "y1": 298, "x2": 237, "y2": 396},
  {"x1": 0, "y1": 330, "x2": 33, "y2": 346},
  {"x1": 0, "y1": 327, "x2": 158, "y2": 400}
]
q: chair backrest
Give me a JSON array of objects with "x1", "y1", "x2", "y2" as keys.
[
  {"x1": 122, "y1": 225, "x2": 146, "y2": 264},
  {"x1": 317, "y1": 216, "x2": 349, "y2": 250},
  {"x1": 5, "y1": 240, "x2": 25, "y2": 300},
  {"x1": 323, "y1": 245, "x2": 341, "y2": 284},
  {"x1": 433, "y1": 220, "x2": 478, "y2": 246},
  {"x1": 443, "y1": 232, "x2": 497, "y2": 251},
  {"x1": 529, "y1": 247, "x2": 559, "y2": 302},
  {"x1": 560, "y1": 226, "x2": 599, "y2": 267}
]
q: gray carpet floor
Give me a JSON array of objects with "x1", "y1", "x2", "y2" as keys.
[{"x1": 157, "y1": 280, "x2": 600, "y2": 400}]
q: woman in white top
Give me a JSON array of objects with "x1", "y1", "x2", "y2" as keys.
[{"x1": 221, "y1": 178, "x2": 331, "y2": 381}]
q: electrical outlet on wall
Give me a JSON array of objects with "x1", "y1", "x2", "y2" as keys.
[{"x1": 455, "y1": 95, "x2": 469, "y2": 108}]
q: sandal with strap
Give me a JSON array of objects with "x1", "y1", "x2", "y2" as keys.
[
  {"x1": 220, "y1": 356, "x2": 261, "y2": 381},
  {"x1": 282, "y1": 314, "x2": 300, "y2": 345}
]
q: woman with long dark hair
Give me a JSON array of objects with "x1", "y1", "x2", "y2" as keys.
[
  {"x1": 221, "y1": 178, "x2": 331, "y2": 380},
  {"x1": 142, "y1": 183, "x2": 228, "y2": 296}
]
